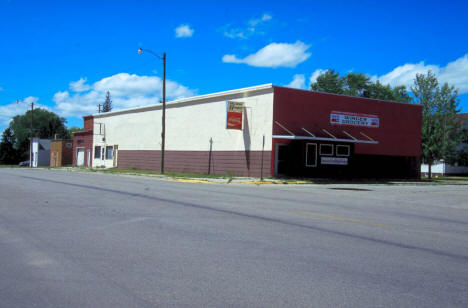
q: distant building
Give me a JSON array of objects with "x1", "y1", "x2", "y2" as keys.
[
  {"x1": 74, "y1": 85, "x2": 422, "y2": 179},
  {"x1": 50, "y1": 139, "x2": 73, "y2": 167},
  {"x1": 31, "y1": 138, "x2": 50, "y2": 167},
  {"x1": 72, "y1": 115, "x2": 94, "y2": 167}
]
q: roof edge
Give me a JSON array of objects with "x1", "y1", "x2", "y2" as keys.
[
  {"x1": 273, "y1": 85, "x2": 422, "y2": 108},
  {"x1": 93, "y1": 83, "x2": 273, "y2": 118}
]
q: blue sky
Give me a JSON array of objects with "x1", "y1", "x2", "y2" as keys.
[{"x1": 1, "y1": 0, "x2": 467, "y2": 132}]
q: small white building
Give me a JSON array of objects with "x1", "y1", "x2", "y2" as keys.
[{"x1": 31, "y1": 138, "x2": 51, "y2": 167}]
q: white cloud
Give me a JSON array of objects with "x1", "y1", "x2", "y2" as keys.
[
  {"x1": 223, "y1": 13, "x2": 272, "y2": 39},
  {"x1": 222, "y1": 41, "x2": 311, "y2": 68},
  {"x1": 309, "y1": 69, "x2": 327, "y2": 85},
  {"x1": 286, "y1": 74, "x2": 306, "y2": 89},
  {"x1": 175, "y1": 24, "x2": 194, "y2": 38},
  {"x1": 376, "y1": 54, "x2": 468, "y2": 93},
  {"x1": 0, "y1": 96, "x2": 45, "y2": 126},
  {"x1": 52, "y1": 73, "x2": 196, "y2": 117},
  {"x1": 69, "y1": 78, "x2": 91, "y2": 92},
  {"x1": 248, "y1": 13, "x2": 272, "y2": 27}
]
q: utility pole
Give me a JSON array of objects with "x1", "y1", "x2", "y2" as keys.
[
  {"x1": 138, "y1": 47, "x2": 166, "y2": 174},
  {"x1": 161, "y1": 52, "x2": 166, "y2": 174},
  {"x1": 29, "y1": 102, "x2": 34, "y2": 167},
  {"x1": 16, "y1": 100, "x2": 34, "y2": 167},
  {"x1": 98, "y1": 104, "x2": 101, "y2": 114}
]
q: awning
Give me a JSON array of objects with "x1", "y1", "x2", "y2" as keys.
[{"x1": 273, "y1": 121, "x2": 378, "y2": 144}]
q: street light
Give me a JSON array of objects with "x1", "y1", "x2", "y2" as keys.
[
  {"x1": 16, "y1": 100, "x2": 34, "y2": 167},
  {"x1": 138, "y1": 47, "x2": 166, "y2": 174}
]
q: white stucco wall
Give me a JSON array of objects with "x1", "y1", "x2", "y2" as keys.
[
  {"x1": 91, "y1": 85, "x2": 274, "y2": 168},
  {"x1": 421, "y1": 161, "x2": 468, "y2": 175},
  {"x1": 420, "y1": 162, "x2": 445, "y2": 174}
]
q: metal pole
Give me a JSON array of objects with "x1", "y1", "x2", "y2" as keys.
[
  {"x1": 30, "y1": 102, "x2": 33, "y2": 167},
  {"x1": 161, "y1": 52, "x2": 166, "y2": 174},
  {"x1": 260, "y1": 135, "x2": 265, "y2": 181}
]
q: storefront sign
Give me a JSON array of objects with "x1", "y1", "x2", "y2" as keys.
[
  {"x1": 330, "y1": 111, "x2": 379, "y2": 128},
  {"x1": 321, "y1": 157, "x2": 348, "y2": 165},
  {"x1": 226, "y1": 101, "x2": 244, "y2": 130}
]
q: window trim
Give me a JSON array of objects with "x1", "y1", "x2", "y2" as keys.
[
  {"x1": 305, "y1": 143, "x2": 318, "y2": 167},
  {"x1": 336, "y1": 145, "x2": 350, "y2": 157},
  {"x1": 319, "y1": 144, "x2": 334, "y2": 156}
]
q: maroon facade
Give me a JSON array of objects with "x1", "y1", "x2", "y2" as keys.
[
  {"x1": 118, "y1": 150, "x2": 272, "y2": 177},
  {"x1": 72, "y1": 116, "x2": 94, "y2": 167},
  {"x1": 271, "y1": 86, "x2": 422, "y2": 178}
]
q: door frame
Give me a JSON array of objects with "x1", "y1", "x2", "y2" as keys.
[{"x1": 76, "y1": 147, "x2": 85, "y2": 166}]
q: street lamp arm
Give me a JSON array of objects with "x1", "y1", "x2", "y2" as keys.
[{"x1": 138, "y1": 47, "x2": 163, "y2": 60}]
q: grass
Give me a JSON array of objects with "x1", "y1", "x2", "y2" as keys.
[
  {"x1": 420, "y1": 175, "x2": 468, "y2": 183},
  {"x1": 0, "y1": 164, "x2": 19, "y2": 168},
  {"x1": 69, "y1": 166, "x2": 242, "y2": 179}
]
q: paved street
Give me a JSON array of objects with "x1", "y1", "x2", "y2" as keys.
[{"x1": 0, "y1": 168, "x2": 467, "y2": 307}]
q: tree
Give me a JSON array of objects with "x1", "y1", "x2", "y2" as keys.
[
  {"x1": 9, "y1": 108, "x2": 69, "y2": 160},
  {"x1": 311, "y1": 70, "x2": 344, "y2": 94},
  {"x1": 411, "y1": 71, "x2": 463, "y2": 178},
  {"x1": 66, "y1": 127, "x2": 82, "y2": 139},
  {"x1": 310, "y1": 70, "x2": 410, "y2": 103},
  {"x1": 102, "y1": 91, "x2": 112, "y2": 112},
  {"x1": 0, "y1": 128, "x2": 19, "y2": 164}
]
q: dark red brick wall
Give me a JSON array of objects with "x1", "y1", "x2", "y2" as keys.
[
  {"x1": 83, "y1": 116, "x2": 93, "y2": 131},
  {"x1": 72, "y1": 132, "x2": 93, "y2": 167},
  {"x1": 118, "y1": 150, "x2": 272, "y2": 177},
  {"x1": 272, "y1": 86, "x2": 422, "y2": 157},
  {"x1": 61, "y1": 140, "x2": 74, "y2": 165}
]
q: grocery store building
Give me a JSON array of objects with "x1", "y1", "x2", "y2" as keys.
[{"x1": 87, "y1": 84, "x2": 422, "y2": 178}]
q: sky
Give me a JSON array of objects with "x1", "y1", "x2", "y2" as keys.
[{"x1": 1, "y1": 0, "x2": 468, "y2": 132}]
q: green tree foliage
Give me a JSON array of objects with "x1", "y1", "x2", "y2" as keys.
[
  {"x1": 0, "y1": 128, "x2": 19, "y2": 164},
  {"x1": 310, "y1": 70, "x2": 344, "y2": 94},
  {"x1": 411, "y1": 71, "x2": 463, "y2": 178},
  {"x1": 310, "y1": 70, "x2": 410, "y2": 103},
  {"x1": 9, "y1": 108, "x2": 69, "y2": 160},
  {"x1": 102, "y1": 91, "x2": 113, "y2": 112},
  {"x1": 66, "y1": 127, "x2": 82, "y2": 139}
]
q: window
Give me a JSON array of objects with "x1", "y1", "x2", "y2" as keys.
[
  {"x1": 336, "y1": 145, "x2": 350, "y2": 157},
  {"x1": 320, "y1": 144, "x2": 333, "y2": 156},
  {"x1": 66, "y1": 143, "x2": 72, "y2": 148},
  {"x1": 94, "y1": 146, "x2": 101, "y2": 159},
  {"x1": 106, "y1": 146, "x2": 113, "y2": 160},
  {"x1": 306, "y1": 143, "x2": 317, "y2": 167}
]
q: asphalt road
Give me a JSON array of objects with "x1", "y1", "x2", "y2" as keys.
[{"x1": 0, "y1": 168, "x2": 467, "y2": 307}]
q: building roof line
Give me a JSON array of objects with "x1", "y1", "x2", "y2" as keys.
[
  {"x1": 273, "y1": 85, "x2": 423, "y2": 107},
  {"x1": 92, "y1": 83, "x2": 273, "y2": 118}
]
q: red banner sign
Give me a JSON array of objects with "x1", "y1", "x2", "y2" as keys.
[{"x1": 226, "y1": 101, "x2": 244, "y2": 130}]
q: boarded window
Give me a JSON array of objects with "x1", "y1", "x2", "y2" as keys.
[
  {"x1": 306, "y1": 143, "x2": 317, "y2": 167},
  {"x1": 320, "y1": 144, "x2": 333, "y2": 156},
  {"x1": 94, "y1": 146, "x2": 101, "y2": 159},
  {"x1": 106, "y1": 146, "x2": 113, "y2": 160},
  {"x1": 336, "y1": 145, "x2": 350, "y2": 157}
]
